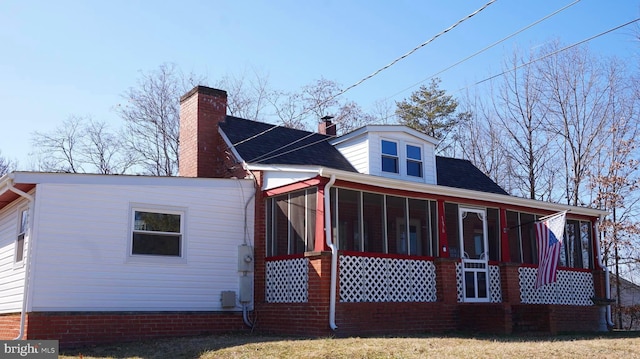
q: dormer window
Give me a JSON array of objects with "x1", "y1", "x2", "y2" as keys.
[
  {"x1": 381, "y1": 140, "x2": 399, "y2": 174},
  {"x1": 406, "y1": 144, "x2": 423, "y2": 178}
]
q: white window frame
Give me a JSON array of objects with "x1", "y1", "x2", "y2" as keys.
[
  {"x1": 127, "y1": 204, "x2": 187, "y2": 264},
  {"x1": 381, "y1": 139, "x2": 399, "y2": 174},
  {"x1": 14, "y1": 207, "x2": 28, "y2": 266},
  {"x1": 406, "y1": 143, "x2": 423, "y2": 178}
]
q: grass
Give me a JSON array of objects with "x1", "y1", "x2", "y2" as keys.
[{"x1": 60, "y1": 332, "x2": 640, "y2": 359}]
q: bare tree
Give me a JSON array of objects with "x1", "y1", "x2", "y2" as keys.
[
  {"x1": 214, "y1": 69, "x2": 272, "y2": 121},
  {"x1": 30, "y1": 116, "x2": 135, "y2": 174},
  {"x1": 118, "y1": 63, "x2": 204, "y2": 176},
  {"x1": 0, "y1": 151, "x2": 16, "y2": 176},
  {"x1": 31, "y1": 116, "x2": 85, "y2": 173},
  {"x1": 537, "y1": 42, "x2": 612, "y2": 206},
  {"x1": 491, "y1": 49, "x2": 555, "y2": 200}
]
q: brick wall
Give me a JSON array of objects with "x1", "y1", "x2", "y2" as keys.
[
  {"x1": 23, "y1": 312, "x2": 247, "y2": 349},
  {"x1": 0, "y1": 313, "x2": 21, "y2": 340}
]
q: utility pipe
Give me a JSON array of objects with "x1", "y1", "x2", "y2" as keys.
[
  {"x1": 323, "y1": 174, "x2": 337, "y2": 330},
  {"x1": 4, "y1": 178, "x2": 35, "y2": 340}
]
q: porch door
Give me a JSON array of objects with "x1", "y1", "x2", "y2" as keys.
[{"x1": 458, "y1": 207, "x2": 490, "y2": 302}]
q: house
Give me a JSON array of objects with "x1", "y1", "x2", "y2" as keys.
[
  {"x1": 180, "y1": 86, "x2": 609, "y2": 336},
  {"x1": 0, "y1": 85, "x2": 610, "y2": 347},
  {"x1": 0, "y1": 172, "x2": 255, "y2": 346}
]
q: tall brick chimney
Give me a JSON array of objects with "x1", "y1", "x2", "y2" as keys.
[{"x1": 178, "y1": 86, "x2": 228, "y2": 178}]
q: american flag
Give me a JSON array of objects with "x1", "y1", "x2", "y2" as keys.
[{"x1": 535, "y1": 211, "x2": 567, "y2": 289}]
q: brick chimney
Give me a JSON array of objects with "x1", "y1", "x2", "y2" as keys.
[
  {"x1": 179, "y1": 86, "x2": 228, "y2": 178},
  {"x1": 318, "y1": 115, "x2": 336, "y2": 137}
]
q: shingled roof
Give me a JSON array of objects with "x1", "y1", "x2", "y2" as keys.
[
  {"x1": 220, "y1": 116, "x2": 508, "y2": 195},
  {"x1": 219, "y1": 116, "x2": 357, "y2": 172}
]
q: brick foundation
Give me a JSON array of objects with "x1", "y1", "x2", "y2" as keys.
[{"x1": 1, "y1": 311, "x2": 248, "y2": 349}]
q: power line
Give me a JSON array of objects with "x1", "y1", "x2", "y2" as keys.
[
  {"x1": 251, "y1": 17, "x2": 640, "y2": 165},
  {"x1": 386, "y1": 0, "x2": 581, "y2": 101},
  {"x1": 234, "y1": 0, "x2": 497, "y2": 148}
]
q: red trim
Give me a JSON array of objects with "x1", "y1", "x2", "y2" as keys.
[
  {"x1": 518, "y1": 263, "x2": 592, "y2": 272},
  {"x1": 499, "y1": 207, "x2": 511, "y2": 262},
  {"x1": 331, "y1": 179, "x2": 597, "y2": 221},
  {"x1": 265, "y1": 254, "x2": 306, "y2": 261},
  {"x1": 437, "y1": 199, "x2": 449, "y2": 258},
  {"x1": 264, "y1": 176, "x2": 324, "y2": 197},
  {"x1": 340, "y1": 250, "x2": 436, "y2": 261}
]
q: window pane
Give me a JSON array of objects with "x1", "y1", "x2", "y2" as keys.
[
  {"x1": 406, "y1": 145, "x2": 421, "y2": 160},
  {"x1": 19, "y1": 210, "x2": 28, "y2": 233},
  {"x1": 337, "y1": 189, "x2": 361, "y2": 251},
  {"x1": 445, "y1": 203, "x2": 459, "y2": 258},
  {"x1": 580, "y1": 221, "x2": 592, "y2": 269},
  {"x1": 132, "y1": 233, "x2": 181, "y2": 256},
  {"x1": 506, "y1": 211, "x2": 521, "y2": 263},
  {"x1": 520, "y1": 213, "x2": 535, "y2": 264},
  {"x1": 290, "y1": 191, "x2": 306, "y2": 254},
  {"x1": 381, "y1": 140, "x2": 397, "y2": 155},
  {"x1": 408, "y1": 199, "x2": 430, "y2": 256},
  {"x1": 275, "y1": 195, "x2": 289, "y2": 256},
  {"x1": 135, "y1": 212, "x2": 180, "y2": 233},
  {"x1": 266, "y1": 199, "x2": 275, "y2": 256},
  {"x1": 407, "y1": 160, "x2": 423, "y2": 177},
  {"x1": 306, "y1": 188, "x2": 317, "y2": 252},
  {"x1": 15, "y1": 234, "x2": 25, "y2": 262},
  {"x1": 363, "y1": 192, "x2": 385, "y2": 253},
  {"x1": 386, "y1": 196, "x2": 407, "y2": 254},
  {"x1": 382, "y1": 156, "x2": 399, "y2": 173},
  {"x1": 487, "y1": 208, "x2": 500, "y2": 261}
]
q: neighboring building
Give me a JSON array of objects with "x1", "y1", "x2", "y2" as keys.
[
  {"x1": 0, "y1": 85, "x2": 610, "y2": 347},
  {"x1": 610, "y1": 274, "x2": 640, "y2": 330}
]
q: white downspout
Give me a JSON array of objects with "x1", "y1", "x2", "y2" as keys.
[
  {"x1": 323, "y1": 174, "x2": 338, "y2": 331},
  {"x1": 595, "y1": 215, "x2": 614, "y2": 328},
  {"x1": 5, "y1": 179, "x2": 35, "y2": 340}
]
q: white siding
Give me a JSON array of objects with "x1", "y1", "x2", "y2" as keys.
[
  {"x1": 334, "y1": 136, "x2": 369, "y2": 174},
  {"x1": 28, "y1": 180, "x2": 255, "y2": 312},
  {"x1": 0, "y1": 198, "x2": 29, "y2": 313}
]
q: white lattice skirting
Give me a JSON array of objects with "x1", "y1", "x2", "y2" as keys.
[
  {"x1": 265, "y1": 258, "x2": 309, "y2": 303},
  {"x1": 455, "y1": 263, "x2": 503, "y2": 303},
  {"x1": 339, "y1": 255, "x2": 437, "y2": 303},
  {"x1": 518, "y1": 267, "x2": 594, "y2": 306}
]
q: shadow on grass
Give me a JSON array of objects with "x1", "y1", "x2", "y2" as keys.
[{"x1": 60, "y1": 330, "x2": 640, "y2": 359}]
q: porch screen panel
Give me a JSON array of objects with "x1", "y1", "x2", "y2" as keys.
[
  {"x1": 306, "y1": 189, "x2": 317, "y2": 252},
  {"x1": 337, "y1": 189, "x2": 361, "y2": 251},
  {"x1": 487, "y1": 208, "x2": 500, "y2": 261},
  {"x1": 408, "y1": 199, "x2": 430, "y2": 256},
  {"x1": 580, "y1": 221, "x2": 593, "y2": 269},
  {"x1": 563, "y1": 220, "x2": 584, "y2": 269},
  {"x1": 362, "y1": 192, "x2": 385, "y2": 253},
  {"x1": 274, "y1": 195, "x2": 289, "y2": 256},
  {"x1": 506, "y1": 211, "x2": 521, "y2": 263},
  {"x1": 386, "y1": 196, "x2": 407, "y2": 255},
  {"x1": 520, "y1": 213, "x2": 536, "y2": 264},
  {"x1": 444, "y1": 203, "x2": 459, "y2": 258},
  {"x1": 290, "y1": 191, "x2": 306, "y2": 254}
]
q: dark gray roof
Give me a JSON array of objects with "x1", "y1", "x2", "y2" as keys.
[
  {"x1": 220, "y1": 116, "x2": 508, "y2": 195},
  {"x1": 219, "y1": 116, "x2": 357, "y2": 172},
  {"x1": 436, "y1": 156, "x2": 509, "y2": 195}
]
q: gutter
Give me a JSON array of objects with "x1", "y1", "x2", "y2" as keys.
[
  {"x1": 322, "y1": 173, "x2": 338, "y2": 331},
  {"x1": 2, "y1": 176, "x2": 35, "y2": 340}
]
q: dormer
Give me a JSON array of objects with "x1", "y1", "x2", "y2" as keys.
[{"x1": 330, "y1": 125, "x2": 439, "y2": 184}]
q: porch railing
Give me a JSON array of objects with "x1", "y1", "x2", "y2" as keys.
[
  {"x1": 265, "y1": 256, "x2": 308, "y2": 303},
  {"x1": 518, "y1": 266, "x2": 594, "y2": 306},
  {"x1": 339, "y1": 253, "x2": 437, "y2": 303}
]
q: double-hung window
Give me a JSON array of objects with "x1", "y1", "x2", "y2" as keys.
[
  {"x1": 381, "y1": 140, "x2": 399, "y2": 174},
  {"x1": 406, "y1": 144, "x2": 423, "y2": 177},
  {"x1": 15, "y1": 209, "x2": 28, "y2": 264},
  {"x1": 131, "y1": 208, "x2": 183, "y2": 258}
]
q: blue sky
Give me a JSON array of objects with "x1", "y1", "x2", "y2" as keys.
[{"x1": 1, "y1": 0, "x2": 638, "y2": 169}]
